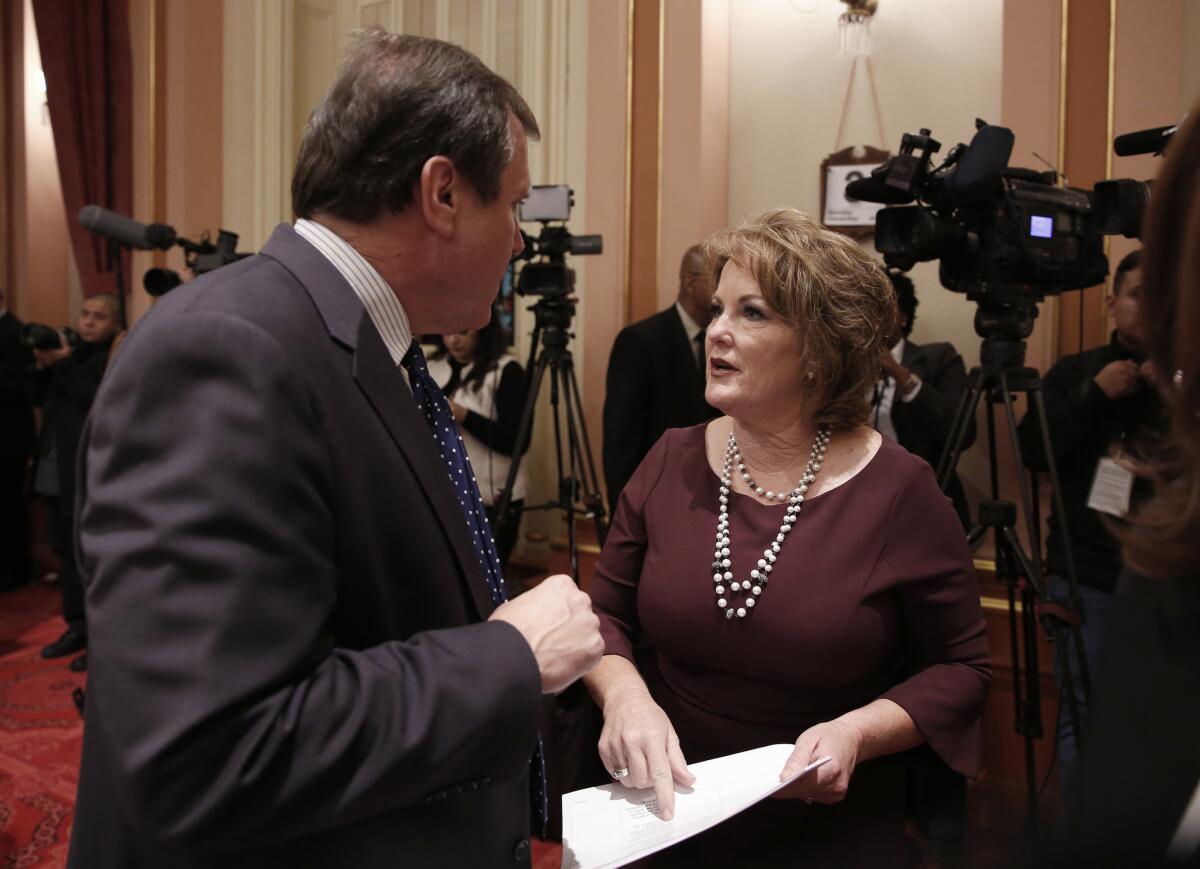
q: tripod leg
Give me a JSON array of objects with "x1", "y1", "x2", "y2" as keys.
[
  {"x1": 563, "y1": 359, "x2": 610, "y2": 547},
  {"x1": 545, "y1": 365, "x2": 578, "y2": 584},
  {"x1": 937, "y1": 368, "x2": 985, "y2": 490},
  {"x1": 997, "y1": 372, "x2": 1046, "y2": 597},
  {"x1": 1029, "y1": 386, "x2": 1092, "y2": 704},
  {"x1": 494, "y1": 351, "x2": 550, "y2": 541},
  {"x1": 998, "y1": 524, "x2": 1044, "y2": 830}
]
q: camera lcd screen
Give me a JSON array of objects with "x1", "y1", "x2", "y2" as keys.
[
  {"x1": 1029, "y1": 215, "x2": 1054, "y2": 239},
  {"x1": 519, "y1": 186, "x2": 571, "y2": 222}
]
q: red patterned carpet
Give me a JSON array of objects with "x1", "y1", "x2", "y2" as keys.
[
  {"x1": 0, "y1": 583, "x2": 83, "y2": 869},
  {"x1": 0, "y1": 584, "x2": 563, "y2": 869}
]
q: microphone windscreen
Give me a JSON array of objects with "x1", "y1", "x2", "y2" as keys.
[
  {"x1": 144, "y1": 223, "x2": 178, "y2": 250},
  {"x1": 845, "y1": 176, "x2": 914, "y2": 205},
  {"x1": 949, "y1": 125, "x2": 1014, "y2": 202},
  {"x1": 1113, "y1": 124, "x2": 1175, "y2": 157},
  {"x1": 78, "y1": 205, "x2": 154, "y2": 250}
]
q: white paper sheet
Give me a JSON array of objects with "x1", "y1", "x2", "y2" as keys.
[{"x1": 560, "y1": 745, "x2": 830, "y2": 869}]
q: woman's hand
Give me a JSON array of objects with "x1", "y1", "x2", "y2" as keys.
[
  {"x1": 448, "y1": 400, "x2": 468, "y2": 424},
  {"x1": 774, "y1": 718, "x2": 864, "y2": 804},
  {"x1": 598, "y1": 692, "x2": 695, "y2": 820}
]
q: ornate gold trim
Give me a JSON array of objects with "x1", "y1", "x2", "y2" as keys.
[
  {"x1": 1058, "y1": 0, "x2": 1069, "y2": 182},
  {"x1": 623, "y1": 0, "x2": 635, "y2": 324},
  {"x1": 655, "y1": 0, "x2": 664, "y2": 305}
]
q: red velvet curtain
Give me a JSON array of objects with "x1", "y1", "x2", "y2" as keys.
[{"x1": 31, "y1": 0, "x2": 132, "y2": 302}]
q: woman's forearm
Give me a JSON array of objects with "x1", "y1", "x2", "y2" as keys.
[
  {"x1": 583, "y1": 654, "x2": 652, "y2": 713},
  {"x1": 834, "y1": 698, "x2": 922, "y2": 763}
]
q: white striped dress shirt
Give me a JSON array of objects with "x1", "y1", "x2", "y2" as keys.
[{"x1": 293, "y1": 218, "x2": 413, "y2": 366}]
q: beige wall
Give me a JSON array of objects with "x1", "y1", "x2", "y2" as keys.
[
  {"x1": 9, "y1": 0, "x2": 72, "y2": 327},
  {"x1": 728, "y1": 0, "x2": 1003, "y2": 370},
  {"x1": 657, "y1": 0, "x2": 730, "y2": 309}
]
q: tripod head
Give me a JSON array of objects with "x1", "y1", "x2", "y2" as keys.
[
  {"x1": 972, "y1": 295, "x2": 1041, "y2": 374},
  {"x1": 525, "y1": 295, "x2": 577, "y2": 359}
]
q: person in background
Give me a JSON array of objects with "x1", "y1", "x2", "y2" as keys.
[
  {"x1": 872, "y1": 268, "x2": 975, "y2": 529},
  {"x1": 602, "y1": 245, "x2": 719, "y2": 514},
  {"x1": 1017, "y1": 248, "x2": 1165, "y2": 815},
  {"x1": 30, "y1": 293, "x2": 120, "y2": 672},
  {"x1": 586, "y1": 209, "x2": 990, "y2": 868},
  {"x1": 427, "y1": 314, "x2": 528, "y2": 569},
  {"x1": 0, "y1": 286, "x2": 35, "y2": 591},
  {"x1": 1046, "y1": 102, "x2": 1200, "y2": 869}
]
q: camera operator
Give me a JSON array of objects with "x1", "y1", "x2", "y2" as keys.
[
  {"x1": 0, "y1": 286, "x2": 35, "y2": 590},
  {"x1": 29, "y1": 293, "x2": 120, "y2": 672},
  {"x1": 1017, "y1": 249, "x2": 1166, "y2": 814},
  {"x1": 872, "y1": 268, "x2": 975, "y2": 529}
]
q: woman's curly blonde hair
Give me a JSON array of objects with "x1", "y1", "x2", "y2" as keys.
[{"x1": 702, "y1": 208, "x2": 895, "y2": 430}]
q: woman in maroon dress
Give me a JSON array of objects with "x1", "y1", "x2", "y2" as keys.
[{"x1": 585, "y1": 209, "x2": 991, "y2": 867}]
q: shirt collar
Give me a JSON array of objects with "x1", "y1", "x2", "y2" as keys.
[
  {"x1": 891, "y1": 337, "x2": 906, "y2": 364},
  {"x1": 293, "y1": 218, "x2": 413, "y2": 366},
  {"x1": 675, "y1": 302, "x2": 703, "y2": 342}
]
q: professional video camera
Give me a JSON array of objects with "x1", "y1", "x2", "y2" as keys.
[
  {"x1": 513, "y1": 185, "x2": 603, "y2": 299},
  {"x1": 78, "y1": 206, "x2": 250, "y2": 298},
  {"x1": 847, "y1": 120, "x2": 1109, "y2": 301},
  {"x1": 1093, "y1": 120, "x2": 1180, "y2": 238},
  {"x1": 491, "y1": 185, "x2": 609, "y2": 582},
  {"x1": 19, "y1": 324, "x2": 79, "y2": 351}
]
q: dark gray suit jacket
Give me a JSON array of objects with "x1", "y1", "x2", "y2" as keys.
[
  {"x1": 602, "y1": 306, "x2": 717, "y2": 514},
  {"x1": 889, "y1": 339, "x2": 975, "y2": 528},
  {"x1": 69, "y1": 224, "x2": 542, "y2": 868}
]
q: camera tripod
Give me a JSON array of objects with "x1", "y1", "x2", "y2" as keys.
[
  {"x1": 935, "y1": 297, "x2": 1090, "y2": 829},
  {"x1": 492, "y1": 294, "x2": 608, "y2": 588}
]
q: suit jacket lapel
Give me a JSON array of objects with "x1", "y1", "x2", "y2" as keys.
[
  {"x1": 259, "y1": 223, "x2": 495, "y2": 619},
  {"x1": 351, "y1": 321, "x2": 496, "y2": 619},
  {"x1": 667, "y1": 307, "x2": 704, "y2": 390}
]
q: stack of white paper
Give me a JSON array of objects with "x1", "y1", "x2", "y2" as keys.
[{"x1": 560, "y1": 744, "x2": 830, "y2": 869}]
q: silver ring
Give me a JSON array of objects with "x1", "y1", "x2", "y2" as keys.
[{"x1": 611, "y1": 767, "x2": 630, "y2": 780}]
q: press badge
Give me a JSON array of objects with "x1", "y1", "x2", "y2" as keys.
[{"x1": 1087, "y1": 457, "x2": 1135, "y2": 517}]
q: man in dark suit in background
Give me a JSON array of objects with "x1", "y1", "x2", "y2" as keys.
[
  {"x1": 873, "y1": 268, "x2": 975, "y2": 528},
  {"x1": 70, "y1": 31, "x2": 602, "y2": 868},
  {"x1": 0, "y1": 286, "x2": 34, "y2": 590},
  {"x1": 603, "y1": 245, "x2": 718, "y2": 513}
]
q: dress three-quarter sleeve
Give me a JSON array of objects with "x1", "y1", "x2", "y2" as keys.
[
  {"x1": 877, "y1": 459, "x2": 991, "y2": 778},
  {"x1": 590, "y1": 431, "x2": 674, "y2": 663}
]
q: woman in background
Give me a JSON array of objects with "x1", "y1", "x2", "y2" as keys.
[{"x1": 427, "y1": 315, "x2": 528, "y2": 569}]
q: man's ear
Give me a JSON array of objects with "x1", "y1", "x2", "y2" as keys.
[{"x1": 418, "y1": 156, "x2": 459, "y2": 239}]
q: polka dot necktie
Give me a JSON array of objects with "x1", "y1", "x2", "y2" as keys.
[{"x1": 401, "y1": 342, "x2": 549, "y2": 833}]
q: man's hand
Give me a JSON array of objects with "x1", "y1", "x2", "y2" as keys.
[
  {"x1": 880, "y1": 352, "x2": 915, "y2": 394},
  {"x1": 1094, "y1": 360, "x2": 1141, "y2": 399},
  {"x1": 489, "y1": 574, "x2": 603, "y2": 694},
  {"x1": 33, "y1": 334, "x2": 71, "y2": 369},
  {"x1": 1138, "y1": 360, "x2": 1159, "y2": 389}
]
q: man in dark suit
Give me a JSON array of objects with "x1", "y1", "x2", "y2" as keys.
[
  {"x1": 603, "y1": 245, "x2": 718, "y2": 512},
  {"x1": 69, "y1": 31, "x2": 602, "y2": 868},
  {"x1": 872, "y1": 269, "x2": 975, "y2": 528},
  {"x1": 0, "y1": 287, "x2": 34, "y2": 590}
]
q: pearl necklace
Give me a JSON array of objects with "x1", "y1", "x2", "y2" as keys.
[{"x1": 712, "y1": 425, "x2": 832, "y2": 620}]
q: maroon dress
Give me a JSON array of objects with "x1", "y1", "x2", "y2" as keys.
[{"x1": 590, "y1": 424, "x2": 991, "y2": 867}]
